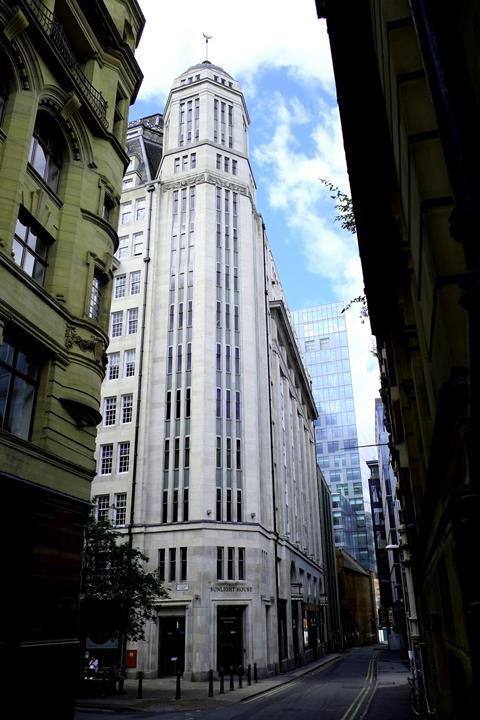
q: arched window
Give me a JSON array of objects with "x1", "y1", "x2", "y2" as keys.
[{"x1": 28, "y1": 112, "x2": 64, "y2": 192}]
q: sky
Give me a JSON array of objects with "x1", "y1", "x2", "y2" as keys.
[{"x1": 131, "y1": 0, "x2": 381, "y2": 489}]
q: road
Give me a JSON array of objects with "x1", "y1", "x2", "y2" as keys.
[{"x1": 76, "y1": 646, "x2": 380, "y2": 720}]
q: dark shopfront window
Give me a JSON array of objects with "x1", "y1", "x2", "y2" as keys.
[{"x1": 0, "y1": 329, "x2": 40, "y2": 439}]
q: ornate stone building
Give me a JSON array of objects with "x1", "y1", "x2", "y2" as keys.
[
  {"x1": 0, "y1": 1, "x2": 144, "y2": 716},
  {"x1": 93, "y1": 61, "x2": 334, "y2": 679}
]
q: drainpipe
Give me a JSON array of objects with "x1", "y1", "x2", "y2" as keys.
[
  {"x1": 261, "y1": 221, "x2": 283, "y2": 671},
  {"x1": 121, "y1": 181, "x2": 156, "y2": 669}
]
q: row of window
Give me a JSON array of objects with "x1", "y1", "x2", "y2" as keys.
[
  {"x1": 120, "y1": 198, "x2": 146, "y2": 225},
  {"x1": 107, "y1": 350, "x2": 136, "y2": 380},
  {"x1": 166, "y1": 344, "x2": 192, "y2": 374},
  {"x1": 216, "y1": 302, "x2": 240, "y2": 331},
  {"x1": 174, "y1": 152, "x2": 196, "y2": 173},
  {"x1": 110, "y1": 309, "x2": 139, "y2": 337},
  {"x1": 213, "y1": 99, "x2": 233, "y2": 148},
  {"x1": 117, "y1": 233, "x2": 144, "y2": 259},
  {"x1": 166, "y1": 387, "x2": 191, "y2": 421},
  {"x1": 96, "y1": 493, "x2": 127, "y2": 526},
  {"x1": 168, "y1": 302, "x2": 193, "y2": 330},
  {"x1": 216, "y1": 437, "x2": 242, "y2": 470},
  {"x1": 99, "y1": 441, "x2": 130, "y2": 475},
  {"x1": 215, "y1": 388, "x2": 241, "y2": 420},
  {"x1": 161, "y1": 488, "x2": 189, "y2": 523},
  {"x1": 164, "y1": 436, "x2": 191, "y2": 470},
  {"x1": 103, "y1": 394, "x2": 133, "y2": 426},
  {"x1": 217, "y1": 546, "x2": 245, "y2": 580},
  {"x1": 158, "y1": 547, "x2": 188, "y2": 582},
  {"x1": 216, "y1": 263, "x2": 239, "y2": 291},
  {"x1": 216, "y1": 344, "x2": 240, "y2": 374},
  {"x1": 114, "y1": 271, "x2": 141, "y2": 298},
  {"x1": 158, "y1": 487, "x2": 244, "y2": 524},
  {"x1": 215, "y1": 153, "x2": 238, "y2": 175},
  {"x1": 179, "y1": 97, "x2": 200, "y2": 146}
]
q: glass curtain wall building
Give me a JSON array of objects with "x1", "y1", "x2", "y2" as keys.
[{"x1": 292, "y1": 303, "x2": 375, "y2": 570}]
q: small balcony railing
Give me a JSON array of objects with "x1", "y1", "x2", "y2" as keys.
[{"x1": 24, "y1": 0, "x2": 108, "y2": 128}]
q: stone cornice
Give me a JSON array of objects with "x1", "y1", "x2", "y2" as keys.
[{"x1": 161, "y1": 172, "x2": 255, "y2": 207}]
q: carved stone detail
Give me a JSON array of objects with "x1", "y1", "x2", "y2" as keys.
[{"x1": 65, "y1": 323, "x2": 105, "y2": 361}]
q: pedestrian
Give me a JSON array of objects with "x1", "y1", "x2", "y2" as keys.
[{"x1": 87, "y1": 655, "x2": 99, "y2": 677}]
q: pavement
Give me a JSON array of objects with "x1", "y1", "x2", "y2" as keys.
[{"x1": 76, "y1": 645, "x2": 414, "y2": 717}]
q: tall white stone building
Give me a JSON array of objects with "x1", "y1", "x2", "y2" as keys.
[{"x1": 92, "y1": 61, "x2": 331, "y2": 679}]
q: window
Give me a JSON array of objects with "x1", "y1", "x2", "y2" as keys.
[
  {"x1": 216, "y1": 343, "x2": 221, "y2": 372},
  {"x1": 164, "y1": 439, "x2": 170, "y2": 471},
  {"x1": 180, "y1": 547, "x2": 187, "y2": 581},
  {"x1": 178, "y1": 302, "x2": 184, "y2": 329},
  {"x1": 127, "y1": 307, "x2": 138, "y2": 334},
  {"x1": 235, "y1": 347, "x2": 240, "y2": 374},
  {"x1": 175, "y1": 389, "x2": 181, "y2": 420},
  {"x1": 191, "y1": 153, "x2": 196, "y2": 169},
  {"x1": 234, "y1": 305, "x2": 239, "y2": 332},
  {"x1": 237, "y1": 490, "x2": 242, "y2": 522},
  {"x1": 162, "y1": 490, "x2": 168, "y2": 523},
  {"x1": 226, "y1": 488, "x2": 232, "y2": 522},
  {"x1": 185, "y1": 387, "x2": 191, "y2": 417},
  {"x1": 121, "y1": 393, "x2": 133, "y2": 423},
  {"x1": 167, "y1": 346, "x2": 173, "y2": 374},
  {"x1": 225, "y1": 345, "x2": 231, "y2": 372},
  {"x1": 118, "y1": 236, "x2": 129, "y2": 259},
  {"x1": 166, "y1": 390, "x2": 172, "y2": 421},
  {"x1": 174, "y1": 157, "x2": 180, "y2": 173},
  {"x1": 182, "y1": 155, "x2": 188, "y2": 170},
  {"x1": 183, "y1": 488, "x2": 189, "y2": 521},
  {"x1": 235, "y1": 391, "x2": 241, "y2": 420},
  {"x1": 133, "y1": 232, "x2": 143, "y2": 256},
  {"x1": 114, "y1": 493, "x2": 127, "y2": 526},
  {"x1": 216, "y1": 488, "x2": 222, "y2": 520},
  {"x1": 29, "y1": 114, "x2": 62, "y2": 192},
  {"x1": 177, "y1": 344, "x2": 182, "y2": 372},
  {"x1": 232, "y1": 160, "x2": 238, "y2": 175},
  {"x1": 238, "y1": 547, "x2": 245, "y2": 579},
  {"x1": 216, "y1": 388, "x2": 222, "y2": 417},
  {"x1": 172, "y1": 488, "x2": 178, "y2": 519},
  {"x1": 186, "y1": 343, "x2": 192, "y2": 371},
  {"x1": 12, "y1": 212, "x2": 49, "y2": 285},
  {"x1": 216, "y1": 262, "x2": 221, "y2": 287},
  {"x1": 216, "y1": 436, "x2": 222, "y2": 468},
  {"x1": 169, "y1": 548, "x2": 176, "y2": 581},
  {"x1": 224, "y1": 157, "x2": 230, "y2": 173},
  {"x1": 108, "y1": 352, "x2": 120, "y2": 380},
  {"x1": 216, "y1": 302, "x2": 221, "y2": 328},
  {"x1": 0, "y1": 330, "x2": 39, "y2": 439},
  {"x1": 114, "y1": 274, "x2": 126, "y2": 298},
  {"x1": 118, "y1": 441, "x2": 130, "y2": 473},
  {"x1": 226, "y1": 437, "x2": 232, "y2": 469},
  {"x1": 158, "y1": 549, "x2": 165, "y2": 581},
  {"x1": 103, "y1": 396, "x2": 116, "y2": 426},
  {"x1": 216, "y1": 154, "x2": 221, "y2": 170},
  {"x1": 130, "y1": 271, "x2": 141, "y2": 295},
  {"x1": 217, "y1": 547, "x2": 224, "y2": 580},
  {"x1": 96, "y1": 494, "x2": 110, "y2": 521},
  {"x1": 187, "y1": 301, "x2": 193, "y2": 327},
  {"x1": 184, "y1": 436, "x2": 190, "y2": 468},
  {"x1": 236, "y1": 439, "x2": 241, "y2": 469},
  {"x1": 135, "y1": 198, "x2": 146, "y2": 220},
  {"x1": 110, "y1": 311, "x2": 123, "y2": 337},
  {"x1": 120, "y1": 202, "x2": 132, "y2": 224},
  {"x1": 99, "y1": 444, "x2": 113, "y2": 474},
  {"x1": 227, "y1": 547, "x2": 234, "y2": 579},
  {"x1": 225, "y1": 304, "x2": 230, "y2": 330},
  {"x1": 124, "y1": 349, "x2": 135, "y2": 377},
  {"x1": 89, "y1": 270, "x2": 103, "y2": 321},
  {"x1": 226, "y1": 389, "x2": 231, "y2": 419}
]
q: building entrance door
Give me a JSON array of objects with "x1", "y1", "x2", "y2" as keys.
[
  {"x1": 158, "y1": 616, "x2": 185, "y2": 676},
  {"x1": 217, "y1": 605, "x2": 244, "y2": 671}
]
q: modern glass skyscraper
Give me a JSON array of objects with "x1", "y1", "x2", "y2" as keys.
[{"x1": 291, "y1": 303, "x2": 375, "y2": 571}]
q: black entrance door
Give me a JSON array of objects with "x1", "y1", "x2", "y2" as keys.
[
  {"x1": 217, "y1": 606, "x2": 244, "y2": 671},
  {"x1": 158, "y1": 616, "x2": 185, "y2": 676}
]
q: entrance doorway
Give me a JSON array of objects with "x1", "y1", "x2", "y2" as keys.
[
  {"x1": 158, "y1": 616, "x2": 185, "y2": 676},
  {"x1": 217, "y1": 605, "x2": 244, "y2": 671}
]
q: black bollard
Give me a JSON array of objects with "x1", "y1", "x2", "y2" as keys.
[
  {"x1": 254, "y1": 662, "x2": 258, "y2": 683},
  {"x1": 208, "y1": 668, "x2": 214, "y2": 697},
  {"x1": 175, "y1": 671, "x2": 181, "y2": 699},
  {"x1": 229, "y1": 666, "x2": 234, "y2": 690},
  {"x1": 238, "y1": 666, "x2": 243, "y2": 688},
  {"x1": 219, "y1": 668, "x2": 225, "y2": 694},
  {"x1": 247, "y1": 664, "x2": 252, "y2": 685},
  {"x1": 136, "y1": 671, "x2": 144, "y2": 699}
]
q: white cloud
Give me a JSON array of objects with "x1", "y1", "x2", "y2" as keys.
[{"x1": 136, "y1": 0, "x2": 334, "y2": 101}]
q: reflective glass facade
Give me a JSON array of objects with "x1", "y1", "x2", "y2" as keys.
[{"x1": 292, "y1": 303, "x2": 375, "y2": 570}]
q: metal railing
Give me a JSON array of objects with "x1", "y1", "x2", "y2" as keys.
[{"x1": 24, "y1": 0, "x2": 108, "y2": 128}]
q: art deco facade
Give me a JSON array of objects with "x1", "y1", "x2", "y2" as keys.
[
  {"x1": 292, "y1": 304, "x2": 375, "y2": 571},
  {"x1": 0, "y1": 1, "x2": 144, "y2": 716},
  {"x1": 318, "y1": 0, "x2": 480, "y2": 717},
  {"x1": 93, "y1": 61, "x2": 331, "y2": 679}
]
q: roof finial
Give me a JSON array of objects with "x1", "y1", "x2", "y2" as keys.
[{"x1": 203, "y1": 32, "x2": 212, "y2": 62}]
